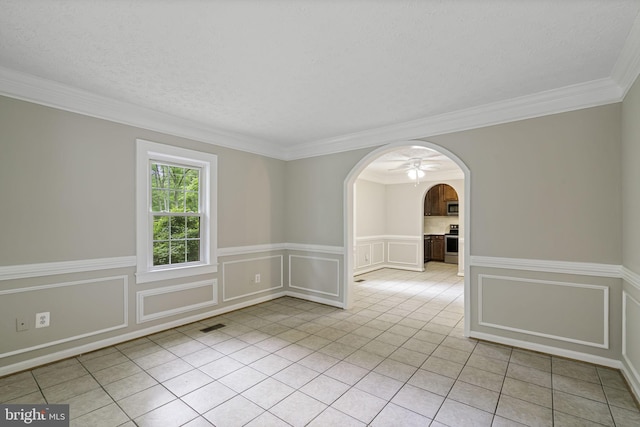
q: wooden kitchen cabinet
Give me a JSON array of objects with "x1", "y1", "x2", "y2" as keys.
[
  {"x1": 443, "y1": 184, "x2": 458, "y2": 201},
  {"x1": 431, "y1": 235, "x2": 445, "y2": 261},
  {"x1": 424, "y1": 236, "x2": 431, "y2": 261},
  {"x1": 424, "y1": 184, "x2": 458, "y2": 216},
  {"x1": 424, "y1": 235, "x2": 444, "y2": 262}
]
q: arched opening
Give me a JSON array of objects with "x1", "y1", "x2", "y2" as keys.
[
  {"x1": 423, "y1": 183, "x2": 460, "y2": 266},
  {"x1": 344, "y1": 141, "x2": 471, "y2": 336}
]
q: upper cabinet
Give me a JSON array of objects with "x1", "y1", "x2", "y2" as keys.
[{"x1": 425, "y1": 184, "x2": 458, "y2": 216}]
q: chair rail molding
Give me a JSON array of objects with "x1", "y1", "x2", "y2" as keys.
[{"x1": 0, "y1": 256, "x2": 137, "y2": 281}]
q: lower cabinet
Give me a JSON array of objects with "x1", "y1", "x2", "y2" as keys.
[
  {"x1": 424, "y1": 236, "x2": 431, "y2": 262},
  {"x1": 424, "y1": 235, "x2": 444, "y2": 262}
]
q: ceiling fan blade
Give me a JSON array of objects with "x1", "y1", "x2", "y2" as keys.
[{"x1": 419, "y1": 162, "x2": 441, "y2": 171}]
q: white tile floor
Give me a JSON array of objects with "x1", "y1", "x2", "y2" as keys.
[{"x1": 1, "y1": 263, "x2": 639, "y2": 426}]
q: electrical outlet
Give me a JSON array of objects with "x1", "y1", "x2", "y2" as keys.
[
  {"x1": 254, "y1": 273, "x2": 261, "y2": 284},
  {"x1": 36, "y1": 312, "x2": 50, "y2": 328},
  {"x1": 16, "y1": 317, "x2": 29, "y2": 332}
]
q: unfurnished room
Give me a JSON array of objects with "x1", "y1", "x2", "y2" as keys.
[{"x1": 1, "y1": 1, "x2": 640, "y2": 426}]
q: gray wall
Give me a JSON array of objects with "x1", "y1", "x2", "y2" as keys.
[
  {"x1": 428, "y1": 105, "x2": 624, "y2": 363},
  {"x1": 285, "y1": 149, "x2": 373, "y2": 246},
  {"x1": 355, "y1": 179, "x2": 386, "y2": 237},
  {"x1": 0, "y1": 96, "x2": 286, "y2": 264},
  {"x1": 0, "y1": 96, "x2": 290, "y2": 372},
  {"x1": 621, "y1": 75, "x2": 640, "y2": 395},
  {"x1": 428, "y1": 104, "x2": 622, "y2": 264}
]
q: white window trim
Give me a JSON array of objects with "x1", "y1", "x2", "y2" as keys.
[{"x1": 136, "y1": 139, "x2": 217, "y2": 284}]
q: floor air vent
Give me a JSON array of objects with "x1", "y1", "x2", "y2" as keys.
[{"x1": 200, "y1": 323, "x2": 225, "y2": 333}]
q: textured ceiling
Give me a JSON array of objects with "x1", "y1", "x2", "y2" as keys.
[{"x1": 1, "y1": 0, "x2": 639, "y2": 159}]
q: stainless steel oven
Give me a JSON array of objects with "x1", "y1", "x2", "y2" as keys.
[{"x1": 444, "y1": 224, "x2": 459, "y2": 264}]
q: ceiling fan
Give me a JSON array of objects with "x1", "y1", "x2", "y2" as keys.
[{"x1": 388, "y1": 157, "x2": 441, "y2": 185}]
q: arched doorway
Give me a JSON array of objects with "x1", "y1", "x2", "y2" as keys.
[{"x1": 343, "y1": 140, "x2": 471, "y2": 336}]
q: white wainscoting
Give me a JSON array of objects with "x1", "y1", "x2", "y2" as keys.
[
  {"x1": 371, "y1": 242, "x2": 385, "y2": 265},
  {"x1": 478, "y1": 274, "x2": 609, "y2": 349},
  {"x1": 0, "y1": 275, "x2": 128, "y2": 358},
  {"x1": 0, "y1": 256, "x2": 136, "y2": 281},
  {"x1": 355, "y1": 236, "x2": 422, "y2": 274},
  {"x1": 388, "y1": 241, "x2": 420, "y2": 266},
  {"x1": 623, "y1": 266, "x2": 640, "y2": 292},
  {"x1": 0, "y1": 290, "x2": 285, "y2": 377},
  {"x1": 222, "y1": 255, "x2": 284, "y2": 302},
  {"x1": 289, "y1": 255, "x2": 340, "y2": 297},
  {"x1": 136, "y1": 279, "x2": 218, "y2": 323},
  {"x1": 623, "y1": 289, "x2": 640, "y2": 399},
  {"x1": 356, "y1": 241, "x2": 385, "y2": 270},
  {"x1": 470, "y1": 256, "x2": 621, "y2": 277}
]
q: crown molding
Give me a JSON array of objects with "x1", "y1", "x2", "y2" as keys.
[
  {"x1": 0, "y1": 52, "x2": 633, "y2": 163},
  {"x1": 0, "y1": 66, "x2": 285, "y2": 159},
  {"x1": 283, "y1": 77, "x2": 623, "y2": 160},
  {"x1": 612, "y1": 13, "x2": 640, "y2": 98}
]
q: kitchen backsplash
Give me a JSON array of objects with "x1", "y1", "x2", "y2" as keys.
[{"x1": 424, "y1": 216, "x2": 458, "y2": 235}]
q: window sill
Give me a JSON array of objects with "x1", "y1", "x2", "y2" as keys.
[{"x1": 135, "y1": 263, "x2": 218, "y2": 284}]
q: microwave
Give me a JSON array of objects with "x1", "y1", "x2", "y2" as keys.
[{"x1": 446, "y1": 201, "x2": 459, "y2": 216}]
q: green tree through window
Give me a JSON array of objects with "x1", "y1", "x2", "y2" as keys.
[{"x1": 151, "y1": 163, "x2": 201, "y2": 266}]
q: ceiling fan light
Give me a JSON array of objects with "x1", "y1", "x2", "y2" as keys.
[{"x1": 407, "y1": 169, "x2": 425, "y2": 180}]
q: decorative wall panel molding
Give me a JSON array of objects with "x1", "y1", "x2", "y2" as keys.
[
  {"x1": 0, "y1": 275, "x2": 128, "y2": 358},
  {"x1": 136, "y1": 279, "x2": 217, "y2": 323},
  {"x1": 622, "y1": 291, "x2": 640, "y2": 398},
  {"x1": 371, "y1": 242, "x2": 385, "y2": 265},
  {"x1": 222, "y1": 255, "x2": 284, "y2": 302},
  {"x1": 356, "y1": 241, "x2": 386, "y2": 270},
  {"x1": 0, "y1": 256, "x2": 136, "y2": 281},
  {"x1": 387, "y1": 241, "x2": 420, "y2": 266},
  {"x1": 289, "y1": 255, "x2": 340, "y2": 297},
  {"x1": 0, "y1": 290, "x2": 284, "y2": 377},
  {"x1": 478, "y1": 274, "x2": 609, "y2": 349},
  {"x1": 356, "y1": 244, "x2": 372, "y2": 269}
]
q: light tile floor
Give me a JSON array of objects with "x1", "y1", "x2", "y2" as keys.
[{"x1": 2, "y1": 263, "x2": 640, "y2": 426}]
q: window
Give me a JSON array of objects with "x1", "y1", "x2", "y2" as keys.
[{"x1": 136, "y1": 139, "x2": 217, "y2": 283}]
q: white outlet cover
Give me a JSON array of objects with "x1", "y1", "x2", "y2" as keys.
[{"x1": 36, "y1": 312, "x2": 50, "y2": 328}]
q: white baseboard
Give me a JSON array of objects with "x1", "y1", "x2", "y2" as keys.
[
  {"x1": 0, "y1": 289, "x2": 343, "y2": 377},
  {"x1": 0, "y1": 291, "x2": 286, "y2": 377},
  {"x1": 621, "y1": 360, "x2": 640, "y2": 404},
  {"x1": 354, "y1": 264, "x2": 390, "y2": 276},
  {"x1": 355, "y1": 263, "x2": 424, "y2": 276},
  {"x1": 285, "y1": 291, "x2": 344, "y2": 308},
  {"x1": 469, "y1": 331, "x2": 621, "y2": 369}
]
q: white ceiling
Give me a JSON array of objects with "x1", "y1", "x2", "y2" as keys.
[
  {"x1": 1, "y1": 1, "x2": 640, "y2": 161},
  {"x1": 359, "y1": 146, "x2": 463, "y2": 184}
]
